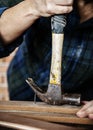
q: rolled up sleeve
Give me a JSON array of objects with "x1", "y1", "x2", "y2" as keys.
[{"x1": 0, "y1": 7, "x2": 23, "y2": 58}]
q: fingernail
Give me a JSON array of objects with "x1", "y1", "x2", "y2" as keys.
[{"x1": 76, "y1": 111, "x2": 85, "y2": 117}]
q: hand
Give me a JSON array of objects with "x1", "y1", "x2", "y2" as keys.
[
  {"x1": 28, "y1": 0, "x2": 73, "y2": 17},
  {"x1": 1, "y1": 0, "x2": 73, "y2": 43},
  {"x1": 76, "y1": 100, "x2": 93, "y2": 119}
]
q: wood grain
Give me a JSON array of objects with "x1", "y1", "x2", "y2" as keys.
[
  {"x1": 0, "y1": 101, "x2": 93, "y2": 126},
  {"x1": 0, "y1": 101, "x2": 81, "y2": 113},
  {"x1": 0, "y1": 112, "x2": 92, "y2": 130}
]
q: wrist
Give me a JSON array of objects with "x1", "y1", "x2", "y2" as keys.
[{"x1": 23, "y1": 0, "x2": 41, "y2": 20}]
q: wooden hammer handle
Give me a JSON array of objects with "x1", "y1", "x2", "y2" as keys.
[{"x1": 49, "y1": 15, "x2": 66, "y2": 85}]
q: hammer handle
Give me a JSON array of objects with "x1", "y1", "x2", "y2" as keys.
[{"x1": 49, "y1": 15, "x2": 66, "y2": 85}]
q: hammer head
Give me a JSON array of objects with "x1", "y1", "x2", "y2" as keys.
[
  {"x1": 26, "y1": 78, "x2": 62, "y2": 105},
  {"x1": 26, "y1": 78, "x2": 81, "y2": 106}
]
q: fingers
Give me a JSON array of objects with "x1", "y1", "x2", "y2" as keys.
[
  {"x1": 47, "y1": 5, "x2": 73, "y2": 15},
  {"x1": 76, "y1": 100, "x2": 93, "y2": 119},
  {"x1": 30, "y1": 0, "x2": 74, "y2": 17},
  {"x1": 53, "y1": 0, "x2": 73, "y2": 6},
  {"x1": 46, "y1": 0, "x2": 73, "y2": 14}
]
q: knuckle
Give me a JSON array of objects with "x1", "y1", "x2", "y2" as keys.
[
  {"x1": 64, "y1": 6, "x2": 73, "y2": 13},
  {"x1": 46, "y1": 3, "x2": 54, "y2": 14},
  {"x1": 67, "y1": 0, "x2": 73, "y2": 5}
]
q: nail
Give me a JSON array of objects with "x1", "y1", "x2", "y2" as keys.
[{"x1": 76, "y1": 111, "x2": 85, "y2": 117}]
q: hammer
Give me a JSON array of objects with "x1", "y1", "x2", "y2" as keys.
[{"x1": 26, "y1": 15, "x2": 81, "y2": 105}]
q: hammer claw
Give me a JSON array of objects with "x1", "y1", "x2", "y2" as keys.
[
  {"x1": 26, "y1": 78, "x2": 43, "y2": 93},
  {"x1": 26, "y1": 78, "x2": 62, "y2": 105}
]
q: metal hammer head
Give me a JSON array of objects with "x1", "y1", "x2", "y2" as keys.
[{"x1": 26, "y1": 78, "x2": 81, "y2": 106}]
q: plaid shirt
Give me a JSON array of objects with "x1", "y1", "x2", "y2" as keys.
[{"x1": 7, "y1": 10, "x2": 93, "y2": 101}]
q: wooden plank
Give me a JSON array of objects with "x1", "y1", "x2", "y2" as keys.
[
  {"x1": 0, "y1": 101, "x2": 93, "y2": 125},
  {"x1": 0, "y1": 101, "x2": 81, "y2": 114},
  {"x1": 0, "y1": 112, "x2": 92, "y2": 130},
  {"x1": 12, "y1": 112, "x2": 93, "y2": 125}
]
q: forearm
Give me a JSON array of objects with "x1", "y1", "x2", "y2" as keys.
[{"x1": 0, "y1": 0, "x2": 39, "y2": 44}]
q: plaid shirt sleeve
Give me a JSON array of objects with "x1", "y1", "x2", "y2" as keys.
[{"x1": 0, "y1": 7, "x2": 23, "y2": 58}]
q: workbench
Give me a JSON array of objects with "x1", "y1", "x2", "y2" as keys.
[{"x1": 0, "y1": 101, "x2": 93, "y2": 130}]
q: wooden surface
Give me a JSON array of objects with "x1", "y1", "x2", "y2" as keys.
[
  {"x1": 0, "y1": 101, "x2": 92, "y2": 125},
  {"x1": 0, "y1": 101, "x2": 93, "y2": 126},
  {"x1": 0, "y1": 112, "x2": 92, "y2": 130},
  {"x1": 0, "y1": 100, "x2": 81, "y2": 113}
]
